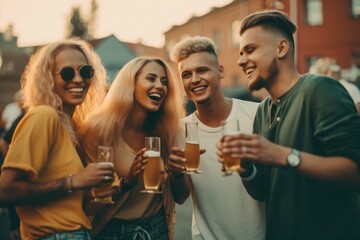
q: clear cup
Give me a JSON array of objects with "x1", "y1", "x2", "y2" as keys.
[
  {"x1": 141, "y1": 137, "x2": 162, "y2": 193},
  {"x1": 221, "y1": 119, "x2": 245, "y2": 176},
  {"x1": 184, "y1": 121, "x2": 201, "y2": 174},
  {"x1": 91, "y1": 146, "x2": 115, "y2": 204}
]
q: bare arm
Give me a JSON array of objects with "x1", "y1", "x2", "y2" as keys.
[
  {"x1": 0, "y1": 163, "x2": 115, "y2": 207},
  {"x1": 290, "y1": 151, "x2": 360, "y2": 189},
  {"x1": 170, "y1": 174, "x2": 191, "y2": 204},
  {"x1": 224, "y1": 134, "x2": 360, "y2": 191},
  {"x1": 0, "y1": 138, "x2": 9, "y2": 157},
  {"x1": 168, "y1": 146, "x2": 191, "y2": 204},
  {"x1": 239, "y1": 162, "x2": 265, "y2": 201},
  {"x1": 0, "y1": 169, "x2": 70, "y2": 206}
]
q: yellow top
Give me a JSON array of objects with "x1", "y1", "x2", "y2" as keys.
[{"x1": 2, "y1": 106, "x2": 91, "y2": 239}]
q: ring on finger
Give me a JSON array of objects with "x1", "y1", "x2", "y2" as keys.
[
  {"x1": 242, "y1": 146, "x2": 247, "y2": 154},
  {"x1": 104, "y1": 176, "x2": 111, "y2": 181}
]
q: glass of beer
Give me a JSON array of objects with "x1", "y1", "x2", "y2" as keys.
[
  {"x1": 184, "y1": 121, "x2": 201, "y2": 174},
  {"x1": 221, "y1": 119, "x2": 245, "y2": 176},
  {"x1": 141, "y1": 137, "x2": 162, "y2": 193},
  {"x1": 91, "y1": 146, "x2": 115, "y2": 204}
]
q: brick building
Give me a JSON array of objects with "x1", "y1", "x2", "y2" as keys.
[
  {"x1": 0, "y1": 25, "x2": 29, "y2": 109},
  {"x1": 164, "y1": 0, "x2": 360, "y2": 98}
]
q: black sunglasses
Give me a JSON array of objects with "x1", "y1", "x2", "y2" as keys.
[{"x1": 57, "y1": 65, "x2": 94, "y2": 82}]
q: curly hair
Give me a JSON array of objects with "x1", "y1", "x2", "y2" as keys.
[
  {"x1": 21, "y1": 38, "x2": 107, "y2": 143},
  {"x1": 169, "y1": 36, "x2": 218, "y2": 63},
  {"x1": 79, "y1": 57, "x2": 185, "y2": 162}
]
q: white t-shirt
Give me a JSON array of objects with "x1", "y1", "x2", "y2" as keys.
[
  {"x1": 339, "y1": 79, "x2": 360, "y2": 104},
  {"x1": 178, "y1": 99, "x2": 266, "y2": 240}
]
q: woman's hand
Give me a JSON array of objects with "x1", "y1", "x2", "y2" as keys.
[
  {"x1": 124, "y1": 148, "x2": 147, "y2": 187},
  {"x1": 73, "y1": 162, "x2": 115, "y2": 190}
]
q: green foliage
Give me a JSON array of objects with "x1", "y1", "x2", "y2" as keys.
[{"x1": 67, "y1": 7, "x2": 88, "y2": 39}]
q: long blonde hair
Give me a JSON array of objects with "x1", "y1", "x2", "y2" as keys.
[
  {"x1": 21, "y1": 38, "x2": 107, "y2": 143},
  {"x1": 80, "y1": 57, "x2": 185, "y2": 162}
]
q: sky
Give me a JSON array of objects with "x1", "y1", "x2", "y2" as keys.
[{"x1": 0, "y1": 0, "x2": 233, "y2": 48}]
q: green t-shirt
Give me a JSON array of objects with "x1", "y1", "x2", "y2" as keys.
[{"x1": 254, "y1": 74, "x2": 360, "y2": 240}]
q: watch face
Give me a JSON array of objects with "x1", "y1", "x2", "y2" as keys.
[{"x1": 288, "y1": 151, "x2": 300, "y2": 167}]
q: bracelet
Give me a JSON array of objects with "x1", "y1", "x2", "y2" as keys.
[
  {"x1": 240, "y1": 164, "x2": 257, "y2": 181},
  {"x1": 66, "y1": 174, "x2": 73, "y2": 195}
]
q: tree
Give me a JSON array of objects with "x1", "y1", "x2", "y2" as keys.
[
  {"x1": 66, "y1": 0, "x2": 98, "y2": 40},
  {"x1": 67, "y1": 7, "x2": 88, "y2": 39}
]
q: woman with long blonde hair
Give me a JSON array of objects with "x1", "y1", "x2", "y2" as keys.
[
  {"x1": 0, "y1": 38, "x2": 115, "y2": 240},
  {"x1": 79, "y1": 57, "x2": 185, "y2": 240}
]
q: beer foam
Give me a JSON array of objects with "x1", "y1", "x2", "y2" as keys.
[
  {"x1": 145, "y1": 150, "x2": 160, "y2": 157},
  {"x1": 186, "y1": 141, "x2": 199, "y2": 144},
  {"x1": 97, "y1": 162, "x2": 114, "y2": 167}
]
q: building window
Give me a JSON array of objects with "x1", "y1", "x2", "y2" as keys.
[
  {"x1": 351, "y1": 0, "x2": 360, "y2": 18},
  {"x1": 305, "y1": 0, "x2": 323, "y2": 25},
  {"x1": 230, "y1": 20, "x2": 241, "y2": 47}
]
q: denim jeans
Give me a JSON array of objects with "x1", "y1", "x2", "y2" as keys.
[
  {"x1": 40, "y1": 229, "x2": 92, "y2": 240},
  {"x1": 95, "y1": 209, "x2": 168, "y2": 240}
]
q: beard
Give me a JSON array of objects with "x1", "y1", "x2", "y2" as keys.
[{"x1": 249, "y1": 58, "x2": 278, "y2": 91}]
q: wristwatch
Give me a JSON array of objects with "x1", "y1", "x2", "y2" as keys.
[
  {"x1": 286, "y1": 149, "x2": 301, "y2": 168},
  {"x1": 120, "y1": 176, "x2": 132, "y2": 193}
]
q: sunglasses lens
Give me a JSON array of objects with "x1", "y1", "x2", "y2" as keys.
[
  {"x1": 80, "y1": 65, "x2": 94, "y2": 80},
  {"x1": 60, "y1": 67, "x2": 75, "y2": 82}
]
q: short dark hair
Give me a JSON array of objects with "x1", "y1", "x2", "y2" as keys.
[{"x1": 240, "y1": 10, "x2": 297, "y2": 50}]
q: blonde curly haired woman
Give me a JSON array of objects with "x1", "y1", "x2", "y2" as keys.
[{"x1": 0, "y1": 38, "x2": 115, "y2": 240}]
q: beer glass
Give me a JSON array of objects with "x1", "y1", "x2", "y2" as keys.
[
  {"x1": 141, "y1": 137, "x2": 162, "y2": 193},
  {"x1": 221, "y1": 119, "x2": 245, "y2": 176},
  {"x1": 91, "y1": 146, "x2": 115, "y2": 204},
  {"x1": 184, "y1": 121, "x2": 201, "y2": 174}
]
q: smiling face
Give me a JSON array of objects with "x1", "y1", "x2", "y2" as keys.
[
  {"x1": 53, "y1": 48, "x2": 91, "y2": 115},
  {"x1": 178, "y1": 52, "x2": 224, "y2": 106},
  {"x1": 133, "y1": 61, "x2": 168, "y2": 113},
  {"x1": 237, "y1": 26, "x2": 280, "y2": 91}
]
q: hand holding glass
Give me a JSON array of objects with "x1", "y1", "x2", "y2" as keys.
[
  {"x1": 184, "y1": 121, "x2": 201, "y2": 174},
  {"x1": 141, "y1": 137, "x2": 162, "y2": 194},
  {"x1": 91, "y1": 146, "x2": 115, "y2": 204},
  {"x1": 221, "y1": 119, "x2": 245, "y2": 176}
]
